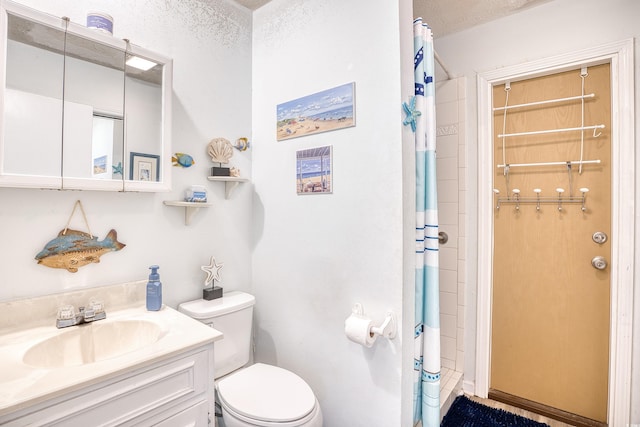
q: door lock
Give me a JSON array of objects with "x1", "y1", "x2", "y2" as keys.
[
  {"x1": 591, "y1": 256, "x2": 608, "y2": 270},
  {"x1": 592, "y1": 231, "x2": 608, "y2": 244}
]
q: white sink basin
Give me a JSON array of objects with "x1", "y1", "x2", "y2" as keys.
[
  {"x1": 0, "y1": 294, "x2": 223, "y2": 419},
  {"x1": 23, "y1": 320, "x2": 164, "y2": 368}
]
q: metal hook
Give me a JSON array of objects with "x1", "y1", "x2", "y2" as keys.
[
  {"x1": 592, "y1": 127, "x2": 602, "y2": 138},
  {"x1": 504, "y1": 165, "x2": 511, "y2": 195},
  {"x1": 512, "y1": 189, "x2": 520, "y2": 211},
  {"x1": 580, "y1": 187, "x2": 589, "y2": 212},
  {"x1": 556, "y1": 188, "x2": 564, "y2": 211},
  {"x1": 566, "y1": 162, "x2": 574, "y2": 197},
  {"x1": 493, "y1": 189, "x2": 500, "y2": 210},
  {"x1": 533, "y1": 188, "x2": 542, "y2": 211}
]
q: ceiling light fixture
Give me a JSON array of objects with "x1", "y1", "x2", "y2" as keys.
[{"x1": 126, "y1": 55, "x2": 157, "y2": 71}]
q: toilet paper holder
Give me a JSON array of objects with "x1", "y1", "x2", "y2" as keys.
[{"x1": 352, "y1": 303, "x2": 397, "y2": 340}]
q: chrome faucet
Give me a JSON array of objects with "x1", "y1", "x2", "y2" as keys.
[{"x1": 56, "y1": 300, "x2": 106, "y2": 328}]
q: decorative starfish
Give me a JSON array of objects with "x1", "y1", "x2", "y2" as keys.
[
  {"x1": 201, "y1": 256, "x2": 223, "y2": 288},
  {"x1": 112, "y1": 162, "x2": 123, "y2": 176},
  {"x1": 402, "y1": 96, "x2": 421, "y2": 133}
]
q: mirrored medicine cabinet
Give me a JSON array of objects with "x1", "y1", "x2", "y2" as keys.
[{"x1": 0, "y1": 0, "x2": 172, "y2": 191}]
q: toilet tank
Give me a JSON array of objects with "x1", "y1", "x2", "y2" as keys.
[{"x1": 178, "y1": 291, "x2": 255, "y2": 378}]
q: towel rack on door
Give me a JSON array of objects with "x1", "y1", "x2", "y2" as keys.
[
  {"x1": 495, "y1": 68, "x2": 604, "y2": 212},
  {"x1": 497, "y1": 70, "x2": 604, "y2": 175},
  {"x1": 498, "y1": 124, "x2": 605, "y2": 139},
  {"x1": 493, "y1": 93, "x2": 595, "y2": 112},
  {"x1": 493, "y1": 187, "x2": 589, "y2": 212},
  {"x1": 496, "y1": 159, "x2": 601, "y2": 169}
]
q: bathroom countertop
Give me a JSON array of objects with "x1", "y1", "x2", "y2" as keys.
[{"x1": 0, "y1": 303, "x2": 223, "y2": 417}]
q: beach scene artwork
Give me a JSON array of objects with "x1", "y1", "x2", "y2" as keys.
[
  {"x1": 277, "y1": 82, "x2": 355, "y2": 141},
  {"x1": 296, "y1": 145, "x2": 332, "y2": 194}
]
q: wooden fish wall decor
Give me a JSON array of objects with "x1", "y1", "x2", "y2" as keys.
[{"x1": 35, "y1": 229, "x2": 126, "y2": 273}]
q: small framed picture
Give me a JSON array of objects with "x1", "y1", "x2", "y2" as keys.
[
  {"x1": 130, "y1": 152, "x2": 159, "y2": 181},
  {"x1": 296, "y1": 145, "x2": 332, "y2": 194},
  {"x1": 93, "y1": 155, "x2": 108, "y2": 176}
]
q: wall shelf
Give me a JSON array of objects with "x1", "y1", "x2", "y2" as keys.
[
  {"x1": 207, "y1": 176, "x2": 249, "y2": 199},
  {"x1": 163, "y1": 201, "x2": 212, "y2": 225}
]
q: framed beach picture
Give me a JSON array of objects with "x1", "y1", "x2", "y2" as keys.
[
  {"x1": 296, "y1": 145, "x2": 332, "y2": 195},
  {"x1": 92, "y1": 155, "x2": 108, "y2": 176},
  {"x1": 130, "y1": 152, "x2": 159, "y2": 181},
  {"x1": 277, "y1": 82, "x2": 355, "y2": 141}
]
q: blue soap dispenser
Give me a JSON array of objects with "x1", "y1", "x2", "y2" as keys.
[{"x1": 146, "y1": 265, "x2": 162, "y2": 311}]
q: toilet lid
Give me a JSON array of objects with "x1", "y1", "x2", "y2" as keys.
[{"x1": 217, "y1": 363, "x2": 316, "y2": 423}]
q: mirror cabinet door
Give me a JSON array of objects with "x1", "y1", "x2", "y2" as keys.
[
  {"x1": 62, "y1": 30, "x2": 126, "y2": 191},
  {"x1": 1, "y1": 9, "x2": 65, "y2": 188},
  {"x1": 124, "y1": 48, "x2": 164, "y2": 188},
  {"x1": 1, "y1": 2, "x2": 170, "y2": 191}
]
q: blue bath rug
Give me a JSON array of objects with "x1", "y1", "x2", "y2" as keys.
[{"x1": 441, "y1": 395, "x2": 550, "y2": 427}]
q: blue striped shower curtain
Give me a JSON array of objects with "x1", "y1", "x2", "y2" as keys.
[{"x1": 412, "y1": 18, "x2": 440, "y2": 427}]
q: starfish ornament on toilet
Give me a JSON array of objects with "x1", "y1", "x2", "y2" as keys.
[{"x1": 201, "y1": 256, "x2": 224, "y2": 300}]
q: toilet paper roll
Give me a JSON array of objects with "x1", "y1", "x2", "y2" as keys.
[{"x1": 345, "y1": 314, "x2": 376, "y2": 347}]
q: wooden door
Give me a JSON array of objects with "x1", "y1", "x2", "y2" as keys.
[{"x1": 490, "y1": 64, "x2": 611, "y2": 424}]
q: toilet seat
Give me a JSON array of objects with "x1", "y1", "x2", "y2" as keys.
[{"x1": 217, "y1": 363, "x2": 317, "y2": 425}]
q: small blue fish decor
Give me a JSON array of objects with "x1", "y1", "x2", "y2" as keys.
[
  {"x1": 35, "y1": 229, "x2": 126, "y2": 273},
  {"x1": 234, "y1": 137, "x2": 250, "y2": 151},
  {"x1": 172, "y1": 152, "x2": 195, "y2": 168}
]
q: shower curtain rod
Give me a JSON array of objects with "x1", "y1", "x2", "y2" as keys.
[{"x1": 434, "y1": 49, "x2": 452, "y2": 80}]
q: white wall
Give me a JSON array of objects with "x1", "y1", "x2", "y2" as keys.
[
  {"x1": 0, "y1": 0, "x2": 254, "y2": 310},
  {"x1": 433, "y1": 0, "x2": 640, "y2": 422},
  {"x1": 251, "y1": 0, "x2": 411, "y2": 425}
]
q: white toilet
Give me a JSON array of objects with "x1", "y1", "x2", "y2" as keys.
[{"x1": 178, "y1": 291, "x2": 323, "y2": 427}]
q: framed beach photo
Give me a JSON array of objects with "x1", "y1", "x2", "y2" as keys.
[
  {"x1": 92, "y1": 155, "x2": 108, "y2": 176},
  {"x1": 277, "y1": 82, "x2": 355, "y2": 141},
  {"x1": 296, "y1": 145, "x2": 332, "y2": 195},
  {"x1": 130, "y1": 152, "x2": 159, "y2": 181}
]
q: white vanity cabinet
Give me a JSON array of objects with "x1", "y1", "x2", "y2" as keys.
[{"x1": 1, "y1": 344, "x2": 214, "y2": 426}]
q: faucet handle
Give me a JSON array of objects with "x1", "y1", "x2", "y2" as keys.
[
  {"x1": 56, "y1": 305, "x2": 77, "y2": 328},
  {"x1": 89, "y1": 299, "x2": 104, "y2": 312},
  {"x1": 88, "y1": 299, "x2": 106, "y2": 321},
  {"x1": 57, "y1": 305, "x2": 75, "y2": 320}
]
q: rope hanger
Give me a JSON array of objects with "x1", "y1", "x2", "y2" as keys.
[{"x1": 63, "y1": 200, "x2": 93, "y2": 238}]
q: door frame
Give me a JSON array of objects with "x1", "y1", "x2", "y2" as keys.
[{"x1": 475, "y1": 39, "x2": 635, "y2": 425}]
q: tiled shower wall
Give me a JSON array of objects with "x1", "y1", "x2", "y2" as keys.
[{"x1": 435, "y1": 77, "x2": 466, "y2": 374}]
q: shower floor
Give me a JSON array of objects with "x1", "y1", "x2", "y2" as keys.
[{"x1": 440, "y1": 367, "x2": 463, "y2": 418}]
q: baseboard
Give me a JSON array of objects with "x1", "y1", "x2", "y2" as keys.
[
  {"x1": 488, "y1": 389, "x2": 607, "y2": 427},
  {"x1": 462, "y1": 379, "x2": 475, "y2": 395}
]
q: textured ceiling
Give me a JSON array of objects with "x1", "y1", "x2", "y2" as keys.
[
  {"x1": 414, "y1": 0, "x2": 553, "y2": 37},
  {"x1": 233, "y1": 0, "x2": 553, "y2": 38},
  {"x1": 232, "y1": 0, "x2": 272, "y2": 10}
]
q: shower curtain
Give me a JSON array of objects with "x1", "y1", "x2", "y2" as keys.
[{"x1": 411, "y1": 18, "x2": 440, "y2": 427}]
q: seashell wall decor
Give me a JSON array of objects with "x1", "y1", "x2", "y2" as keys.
[{"x1": 207, "y1": 137, "x2": 234, "y2": 164}]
